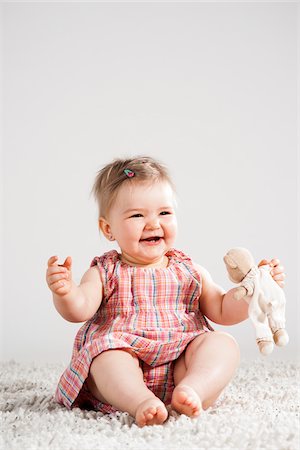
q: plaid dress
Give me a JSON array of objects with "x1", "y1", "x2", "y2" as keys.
[{"x1": 55, "y1": 248, "x2": 213, "y2": 412}]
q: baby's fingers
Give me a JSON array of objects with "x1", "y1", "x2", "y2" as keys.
[
  {"x1": 47, "y1": 265, "x2": 69, "y2": 277},
  {"x1": 48, "y1": 272, "x2": 69, "y2": 286},
  {"x1": 271, "y1": 271, "x2": 286, "y2": 284},
  {"x1": 273, "y1": 278, "x2": 285, "y2": 288},
  {"x1": 48, "y1": 255, "x2": 59, "y2": 267},
  {"x1": 270, "y1": 265, "x2": 285, "y2": 276},
  {"x1": 269, "y1": 258, "x2": 280, "y2": 268},
  {"x1": 258, "y1": 259, "x2": 269, "y2": 267},
  {"x1": 270, "y1": 261, "x2": 286, "y2": 288},
  {"x1": 50, "y1": 279, "x2": 71, "y2": 295},
  {"x1": 59, "y1": 256, "x2": 72, "y2": 271}
]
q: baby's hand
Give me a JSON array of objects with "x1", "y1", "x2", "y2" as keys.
[
  {"x1": 258, "y1": 258, "x2": 285, "y2": 288},
  {"x1": 46, "y1": 255, "x2": 73, "y2": 296}
]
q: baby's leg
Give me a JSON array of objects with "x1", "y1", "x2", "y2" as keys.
[
  {"x1": 86, "y1": 349, "x2": 168, "y2": 427},
  {"x1": 172, "y1": 331, "x2": 240, "y2": 417}
]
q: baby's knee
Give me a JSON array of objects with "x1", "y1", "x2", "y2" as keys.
[
  {"x1": 212, "y1": 330, "x2": 239, "y2": 345},
  {"x1": 212, "y1": 331, "x2": 240, "y2": 361}
]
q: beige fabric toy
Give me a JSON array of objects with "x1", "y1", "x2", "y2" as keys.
[{"x1": 223, "y1": 247, "x2": 289, "y2": 355}]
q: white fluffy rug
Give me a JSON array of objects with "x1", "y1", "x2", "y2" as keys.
[{"x1": 1, "y1": 359, "x2": 299, "y2": 450}]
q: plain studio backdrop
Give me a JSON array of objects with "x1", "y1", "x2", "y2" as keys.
[{"x1": 0, "y1": 1, "x2": 299, "y2": 364}]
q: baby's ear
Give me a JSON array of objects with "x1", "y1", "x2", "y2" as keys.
[
  {"x1": 98, "y1": 217, "x2": 112, "y2": 240},
  {"x1": 224, "y1": 254, "x2": 238, "y2": 269}
]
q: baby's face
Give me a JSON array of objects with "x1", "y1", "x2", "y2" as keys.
[{"x1": 105, "y1": 180, "x2": 178, "y2": 267}]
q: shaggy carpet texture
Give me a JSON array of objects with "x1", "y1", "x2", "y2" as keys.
[{"x1": 0, "y1": 359, "x2": 299, "y2": 450}]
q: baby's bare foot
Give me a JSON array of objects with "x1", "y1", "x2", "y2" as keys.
[
  {"x1": 171, "y1": 385, "x2": 202, "y2": 417},
  {"x1": 135, "y1": 397, "x2": 168, "y2": 427}
]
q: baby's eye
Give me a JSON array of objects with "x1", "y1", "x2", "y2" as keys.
[
  {"x1": 130, "y1": 213, "x2": 143, "y2": 218},
  {"x1": 160, "y1": 211, "x2": 171, "y2": 216}
]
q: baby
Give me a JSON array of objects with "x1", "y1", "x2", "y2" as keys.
[{"x1": 46, "y1": 156, "x2": 285, "y2": 427}]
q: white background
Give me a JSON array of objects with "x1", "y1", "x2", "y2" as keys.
[{"x1": 1, "y1": 1, "x2": 299, "y2": 363}]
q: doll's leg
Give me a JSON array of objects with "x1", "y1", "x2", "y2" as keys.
[
  {"x1": 248, "y1": 299, "x2": 274, "y2": 354},
  {"x1": 268, "y1": 310, "x2": 286, "y2": 333},
  {"x1": 172, "y1": 331, "x2": 240, "y2": 417},
  {"x1": 267, "y1": 294, "x2": 289, "y2": 346},
  {"x1": 86, "y1": 349, "x2": 168, "y2": 427}
]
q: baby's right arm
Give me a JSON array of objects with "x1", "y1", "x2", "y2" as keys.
[{"x1": 46, "y1": 256, "x2": 103, "y2": 323}]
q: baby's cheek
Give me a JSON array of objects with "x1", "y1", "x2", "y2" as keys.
[
  {"x1": 168, "y1": 217, "x2": 178, "y2": 231},
  {"x1": 167, "y1": 225, "x2": 178, "y2": 243}
]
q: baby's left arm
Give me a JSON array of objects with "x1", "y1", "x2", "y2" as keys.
[{"x1": 196, "y1": 259, "x2": 285, "y2": 326}]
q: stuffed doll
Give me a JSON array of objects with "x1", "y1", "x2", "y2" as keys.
[{"x1": 223, "y1": 247, "x2": 289, "y2": 355}]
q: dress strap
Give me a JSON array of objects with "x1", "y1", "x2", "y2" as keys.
[
  {"x1": 166, "y1": 248, "x2": 193, "y2": 264},
  {"x1": 167, "y1": 248, "x2": 202, "y2": 287},
  {"x1": 90, "y1": 250, "x2": 119, "y2": 294}
]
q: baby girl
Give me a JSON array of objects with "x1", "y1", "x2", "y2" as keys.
[{"x1": 46, "y1": 156, "x2": 285, "y2": 427}]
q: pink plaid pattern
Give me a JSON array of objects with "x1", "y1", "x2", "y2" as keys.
[{"x1": 55, "y1": 248, "x2": 213, "y2": 411}]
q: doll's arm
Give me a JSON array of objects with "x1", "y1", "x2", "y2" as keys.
[{"x1": 234, "y1": 267, "x2": 258, "y2": 300}]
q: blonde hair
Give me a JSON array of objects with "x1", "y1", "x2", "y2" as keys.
[{"x1": 92, "y1": 156, "x2": 175, "y2": 218}]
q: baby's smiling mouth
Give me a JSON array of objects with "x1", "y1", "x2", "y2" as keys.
[{"x1": 140, "y1": 236, "x2": 163, "y2": 242}]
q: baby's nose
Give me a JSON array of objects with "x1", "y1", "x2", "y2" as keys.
[{"x1": 145, "y1": 218, "x2": 160, "y2": 229}]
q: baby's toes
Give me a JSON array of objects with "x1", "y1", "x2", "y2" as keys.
[
  {"x1": 156, "y1": 406, "x2": 168, "y2": 422},
  {"x1": 145, "y1": 406, "x2": 168, "y2": 426},
  {"x1": 184, "y1": 397, "x2": 199, "y2": 414},
  {"x1": 144, "y1": 407, "x2": 156, "y2": 422},
  {"x1": 171, "y1": 385, "x2": 202, "y2": 417},
  {"x1": 185, "y1": 396, "x2": 194, "y2": 406},
  {"x1": 136, "y1": 398, "x2": 168, "y2": 427},
  {"x1": 189, "y1": 398, "x2": 199, "y2": 409}
]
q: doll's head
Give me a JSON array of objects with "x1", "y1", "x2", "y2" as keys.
[
  {"x1": 92, "y1": 156, "x2": 177, "y2": 266},
  {"x1": 223, "y1": 247, "x2": 255, "y2": 283}
]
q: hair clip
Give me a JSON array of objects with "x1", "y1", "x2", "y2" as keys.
[{"x1": 124, "y1": 169, "x2": 135, "y2": 178}]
